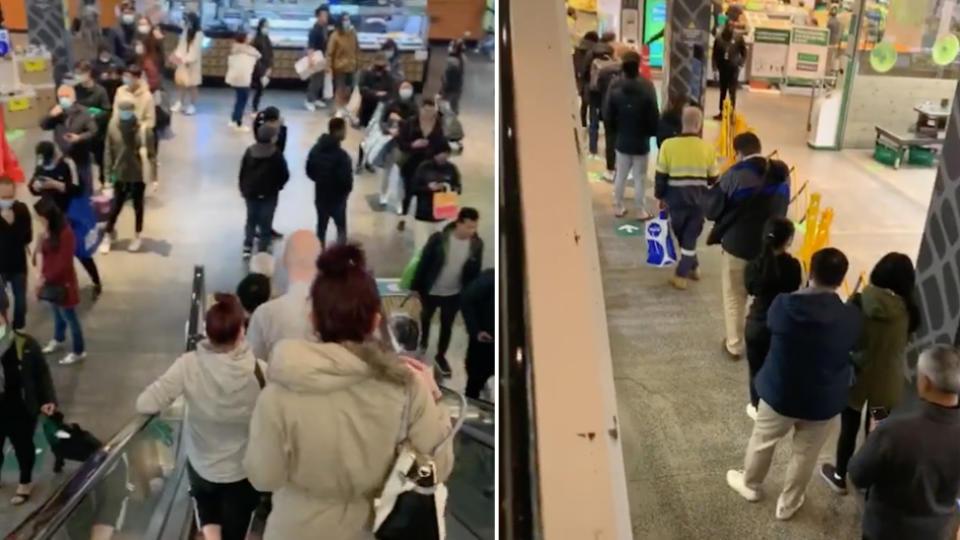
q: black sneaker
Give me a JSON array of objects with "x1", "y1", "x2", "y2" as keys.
[
  {"x1": 819, "y1": 463, "x2": 848, "y2": 495},
  {"x1": 92, "y1": 283, "x2": 103, "y2": 300},
  {"x1": 271, "y1": 229, "x2": 283, "y2": 240},
  {"x1": 435, "y1": 356, "x2": 452, "y2": 378}
]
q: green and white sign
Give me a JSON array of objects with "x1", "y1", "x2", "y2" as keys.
[
  {"x1": 752, "y1": 27, "x2": 791, "y2": 81},
  {"x1": 787, "y1": 26, "x2": 830, "y2": 83},
  {"x1": 614, "y1": 222, "x2": 643, "y2": 237}
]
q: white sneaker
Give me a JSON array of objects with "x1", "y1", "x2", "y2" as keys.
[
  {"x1": 726, "y1": 470, "x2": 761, "y2": 502},
  {"x1": 603, "y1": 171, "x2": 614, "y2": 182},
  {"x1": 129, "y1": 235, "x2": 142, "y2": 252},
  {"x1": 378, "y1": 194, "x2": 388, "y2": 207},
  {"x1": 305, "y1": 101, "x2": 317, "y2": 112},
  {"x1": 99, "y1": 237, "x2": 111, "y2": 254},
  {"x1": 228, "y1": 121, "x2": 238, "y2": 129},
  {"x1": 59, "y1": 352, "x2": 87, "y2": 365},
  {"x1": 184, "y1": 104, "x2": 196, "y2": 116},
  {"x1": 42, "y1": 340, "x2": 64, "y2": 354},
  {"x1": 170, "y1": 101, "x2": 182, "y2": 113},
  {"x1": 314, "y1": 99, "x2": 327, "y2": 108},
  {"x1": 237, "y1": 125, "x2": 251, "y2": 133},
  {"x1": 745, "y1": 403, "x2": 758, "y2": 421},
  {"x1": 150, "y1": 181, "x2": 159, "y2": 194},
  {"x1": 776, "y1": 494, "x2": 805, "y2": 520}
]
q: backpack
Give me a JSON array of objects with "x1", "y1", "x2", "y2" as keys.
[{"x1": 590, "y1": 57, "x2": 620, "y2": 92}]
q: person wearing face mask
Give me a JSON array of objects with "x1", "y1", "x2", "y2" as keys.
[
  {"x1": 305, "y1": 5, "x2": 331, "y2": 112},
  {"x1": 133, "y1": 17, "x2": 163, "y2": 94},
  {"x1": 396, "y1": 98, "x2": 446, "y2": 231},
  {"x1": 74, "y1": 61, "x2": 112, "y2": 189},
  {"x1": 0, "y1": 285, "x2": 58, "y2": 506},
  {"x1": 29, "y1": 142, "x2": 104, "y2": 299},
  {"x1": 306, "y1": 117, "x2": 353, "y2": 249},
  {"x1": 357, "y1": 54, "x2": 395, "y2": 130},
  {"x1": 412, "y1": 145, "x2": 460, "y2": 223},
  {"x1": 101, "y1": 100, "x2": 154, "y2": 254},
  {"x1": 249, "y1": 18, "x2": 274, "y2": 115},
  {"x1": 441, "y1": 39, "x2": 466, "y2": 114},
  {"x1": 110, "y1": 64, "x2": 156, "y2": 180},
  {"x1": 380, "y1": 38, "x2": 404, "y2": 81},
  {"x1": 108, "y1": 2, "x2": 138, "y2": 61},
  {"x1": 325, "y1": 13, "x2": 359, "y2": 119},
  {"x1": 239, "y1": 124, "x2": 289, "y2": 258},
  {"x1": 40, "y1": 85, "x2": 98, "y2": 196},
  {"x1": 92, "y1": 42, "x2": 121, "y2": 82},
  {"x1": 0, "y1": 177, "x2": 32, "y2": 331},
  {"x1": 375, "y1": 81, "x2": 418, "y2": 207},
  {"x1": 171, "y1": 12, "x2": 204, "y2": 116}
]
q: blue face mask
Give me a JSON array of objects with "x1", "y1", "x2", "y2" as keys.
[
  {"x1": 58, "y1": 97, "x2": 74, "y2": 108},
  {"x1": 0, "y1": 199, "x2": 14, "y2": 210},
  {"x1": 118, "y1": 110, "x2": 136, "y2": 121}
]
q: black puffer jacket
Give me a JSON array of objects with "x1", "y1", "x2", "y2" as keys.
[
  {"x1": 306, "y1": 133, "x2": 353, "y2": 203},
  {"x1": 411, "y1": 223, "x2": 484, "y2": 297},
  {"x1": 603, "y1": 75, "x2": 660, "y2": 155},
  {"x1": 1, "y1": 332, "x2": 58, "y2": 416},
  {"x1": 238, "y1": 143, "x2": 289, "y2": 200},
  {"x1": 413, "y1": 159, "x2": 461, "y2": 222}
]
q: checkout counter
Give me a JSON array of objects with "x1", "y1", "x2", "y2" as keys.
[{"x1": 160, "y1": 0, "x2": 430, "y2": 84}]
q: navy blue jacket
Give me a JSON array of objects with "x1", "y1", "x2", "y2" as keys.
[{"x1": 756, "y1": 291, "x2": 862, "y2": 420}]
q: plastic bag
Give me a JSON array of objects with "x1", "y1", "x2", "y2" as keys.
[
  {"x1": 645, "y1": 211, "x2": 677, "y2": 267},
  {"x1": 399, "y1": 250, "x2": 421, "y2": 291}
]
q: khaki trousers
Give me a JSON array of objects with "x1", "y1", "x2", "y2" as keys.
[
  {"x1": 743, "y1": 401, "x2": 835, "y2": 512},
  {"x1": 721, "y1": 250, "x2": 749, "y2": 355}
]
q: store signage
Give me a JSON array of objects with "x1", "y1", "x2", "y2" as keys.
[
  {"x1": 22, "y1": 58, "x2": 47, "y2": 72},
  {"x1": 752, "y1": 27, "x2": 790, "y2": 81},
  {"x1": 7, "y1": 97, "x2": 30, "y2": 112},
  {"x1": 615, "y1": 223, "x2": 642, "y2": 237},
  {"x1": 643, "y1": 0, "x2": 667, "y2": 68},
  {"x1": 787, "y1": 26, "x2": 830, "y2": 83}
]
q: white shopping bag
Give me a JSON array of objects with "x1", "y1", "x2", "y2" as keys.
[
  {"x1": 645, "y1": 211, "x2": 677, "y2": 267},
  {"x1": 386, "y1": 163, "x2": 403, "y2": 210},
  {"x1": 323, "y1": 71, "x2": 334, "y2": 100},
  {"x1": 294, "y1": 51, "x2": 326, "y2": 80}
]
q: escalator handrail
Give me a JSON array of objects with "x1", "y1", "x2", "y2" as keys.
[{"x1": 4, "y1": 266, "x2": 206, "y2": 540}]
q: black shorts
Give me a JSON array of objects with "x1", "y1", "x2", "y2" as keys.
[
  {"x1": 187, "y1": 462, "x2": 260, "y2": 535},
  {"x1": 333, "y1": 71, "x2": 355, "y2": 93}
]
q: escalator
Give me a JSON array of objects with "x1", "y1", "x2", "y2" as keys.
[{"x1": 6, "y1": 266, "x2": 493, "y2": 540}]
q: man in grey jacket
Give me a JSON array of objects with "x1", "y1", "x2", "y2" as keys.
[
  {"x1": 246, "y1": 230, "x2": 321, "y2": 361},
  {"x1": 849, "y1": 344, "x2": 960, "y2": 540},
  {"x1": 40, "y1": 85, "x2": 98, "y2": 194}
]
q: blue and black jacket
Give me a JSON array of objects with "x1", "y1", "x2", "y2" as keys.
[{"x1": 711, "y1": 156, "x2": 790, "y2": 260}]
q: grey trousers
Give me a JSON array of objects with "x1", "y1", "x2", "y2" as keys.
[
  {"x1": 306, "y1": 71, "x2": 325, "y2": 102},
  {"x1": 613, "y1": 151, "x2": 649, "y2": 213},
  {"x1": 743, "y1": 400, "x2": 835, "y2": 513}
]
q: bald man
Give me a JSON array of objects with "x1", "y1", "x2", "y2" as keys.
[
  {"x1": 246, "y1": 230, "x2": 321, "y2": 361},
  {"x1": 40, "y1": 85, "x2": 98, "y2": 194},
  {"x1": 654, "y1": 106, "x2": 718, "y2": 290}
]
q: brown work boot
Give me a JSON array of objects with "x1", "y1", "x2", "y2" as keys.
[
  {"x1": 690, "y1": 268, "x2": 701, "y2": 281},
  {"x1": 669, "y1": 276, "x2": 688, "y2": 290}
]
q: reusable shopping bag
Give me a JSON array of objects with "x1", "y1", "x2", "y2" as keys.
[
  {"x1": 432, "y1": 190, "x2": 459, "y2": 221},
  {"x1": 399, "y1": 250, "x2": 421, "y2": 291},
  {"x1": 66, "y1": 194, "x2": 102, "y2": 258},
  {"x1": 645, "y1": 211, "x2": 677, "y2": 267}
]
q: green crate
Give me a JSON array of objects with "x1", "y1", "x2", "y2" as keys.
[
  {"x1": 874, "y1": 142, "x2": 903, "y2": 168},
  {"x1": 908, "y1": 146, "x2": 937, "y2": 167}
]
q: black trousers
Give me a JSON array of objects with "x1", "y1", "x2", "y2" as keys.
[
  {"x1": 77, "y1": 256, "x2": 102, "y2": 288},
  {"x1": 835, "y1": 405, "x2": 872, "y2": 477},
  {"x1": 465, "y1": 338, "x2": 494, "y2": 399},
  {"x1": 315, "y1": 199, "x2": 347, "y2": 246},
  {"x1": 106, "y1": 182, "x2": 145, "y2": 234},
  {"x1": 420, "y1": 294, "x2": 460, "y2": 361},
  {"x1": 718, "y1": 67, "x2": 740, "y2": 112},
  {"x1": 744, "y1": 318, "x2": 771, "y2": 408},
  {"x1": 251, "y1": 76, "x2": 265, "y2": 112},
  {"x1": 578, "y1": 91, "x2": 588, "y2": 128},
  {"x1": 187, "y1": 462, "x2": 260, "y2": 540},
  {"x1": 0, "y1": 406, "x2": 37, "y2": 484},
  {"x1": 604, "y1": 126, "x2": 616, "y2": 173}
]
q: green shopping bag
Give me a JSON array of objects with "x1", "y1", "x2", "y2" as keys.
[{"x1": 398, "y1": 250, "x2": 421, "y2": 291}]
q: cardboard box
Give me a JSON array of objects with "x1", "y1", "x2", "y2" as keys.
[
  {"x1": 16, "y1": 54, "x2": 54, "y2": 86},
  {"x1": 0, "y1": 88, "x2": 40, "y2": 130}
]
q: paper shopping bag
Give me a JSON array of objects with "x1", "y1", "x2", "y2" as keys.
[
  {"x1": 433, "y1": 191, "x2": 459, "y2": 221},
  {"x1": 645, "y1": 211, "x2": 677, "y2": 267}
]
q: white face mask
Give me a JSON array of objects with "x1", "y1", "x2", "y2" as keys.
[
  {"x1": 135, "y1": 43, "x2": 145, "y2": 55},
  {"x1": 122, "y1": 13, "x2": 135, "y2": 24},
  {"x1": 137, "y1": 24, "x2": 150, "y2": 35},
  {"x1": 399, "y1": 88, "x2": 413, "y2": 100},
  {"x1": 343, "y1": 20, "x2": 352, "y2": 31}
]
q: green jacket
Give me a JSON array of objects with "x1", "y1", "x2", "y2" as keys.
[
  {"x1": 104, "y1": 120, "x2": 155, "y2": 184},
  {"x1": 847, "y1": 285, "x2": 909, "y2": 410}
]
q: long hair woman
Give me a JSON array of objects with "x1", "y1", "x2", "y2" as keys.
[
  {"x1": 820, "y1": 252, "x2": 920, "y2": 494},
  {"x1": 743, "y1": 217, "x2": 802, "y2": 420},
  {"x1": 250, "y1": 18, "x2": 274, "y2": 114},
  {"x1": 34, "y1": 197, "x2": 86, "y2": 365},
  {"x1": 243, "y1": 243, "x2": 453, "y2": 539},
  {"x1": 172, "y1": 11, "x2": 204, "y2": 115},
  {"x1": 137, "y1": 293, "x2": 263, "y2": 540}
]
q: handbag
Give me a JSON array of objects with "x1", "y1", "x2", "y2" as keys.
[
  {"x1": 38, "y1": 284, "x2": 66, "y2": 304},
  {"x1": 373, "y1": 387, "x2": 466, "y2": 540},
  {"x1": 432, "y1": 189, "x2": 459, "y2": 221}
]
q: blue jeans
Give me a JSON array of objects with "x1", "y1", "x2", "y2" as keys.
[
  {"x1": 588, "y1": 100, "x2": 601, "y2": 155},
  {"x1": 232, "y1": 87, "x2": 250, "y2": 126},
  {"x1": 244, "y1": 196, "x2": 277, "y2": 252},
  {"x1": 1, "y1": 273, "x2": 26, "y2": 330},
  {"x1": 52, "y1": 304, "x2": 85, "y2": 354}
]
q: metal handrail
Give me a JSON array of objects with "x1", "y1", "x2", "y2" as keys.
[{"x1": 5, "y1": 266, "x2": 206, "y2": 539}]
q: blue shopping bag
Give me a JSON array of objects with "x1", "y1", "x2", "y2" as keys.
[
  {"x1": 66, "y1": 195, "x2": 102, "y2": 258},
  {"x1": 645, "y1": 211, "x2": 677, "y2": 267}
]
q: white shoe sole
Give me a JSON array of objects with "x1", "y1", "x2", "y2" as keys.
[
  {"x1": 726, "y1": 470, "x2": 760, "y2": 502},
  {"x1": 776, "y1": 495, "x2": 805, "y2": 520}
]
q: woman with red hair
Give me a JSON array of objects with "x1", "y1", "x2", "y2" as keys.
[{"x1": 244, "y1": 243, "x2": 453, "y2": 539}]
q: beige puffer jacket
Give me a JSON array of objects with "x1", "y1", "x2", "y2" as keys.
[
  {"x1": 110, "y1": 81, "x2": 156, "y2": 131},
  {"x1": 244, "y1": 339, "x2": 454, "y2": 540}
]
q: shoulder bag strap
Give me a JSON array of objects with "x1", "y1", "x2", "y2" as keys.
[{"x1": 253, "y1": 360, "x2": 266, "y2": 389}]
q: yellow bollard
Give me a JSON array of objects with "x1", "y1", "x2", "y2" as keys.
[
  {"x1": 812, "y1": 207, "x2": 834, "y2": 254},
  {"x1": 799, "y1": 193, "x2": 821, "y2": 268}
]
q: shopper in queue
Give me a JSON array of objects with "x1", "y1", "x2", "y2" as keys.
[
  {"x1": 461, "y1": 268, "x2": 494, "y2": 399},
  {"x1": 306, "y1": 117, "x2": 352, "y2": 249},
  {"x1": 410, "y1": 207, "x2": 484, "y2": 377},
  {"x1": 654, "y1": 106, "x2": 717, "y2": 290},
  {"x1": 585, "y1": 33, "x2": 616, "y2": 160},
  {"x1": 713, "y1": 21, "x2": 747, "y2": 119},
  {"x1": 74, "y1": 61, "x2": 112, "y2": 189},
  {"x1": 136, "y1": 293, "x2": 263, "y2": 540},
  {"x1": 326, "y1": 12, "x2": 360, "y2": 121},
  {"x1": 101, "y1": 100, "x2": 155, "y2": 254},
  {"x1": 244, "y1": 243, "x2": 454, "y2": 539},
  {"x1": 743, "y1": 217, "x2": 801, "y2": 420},
  {"x1": 411, "y1": 143, "x2": 460, "y2": 223},
  {"x1": 707, "y1": 132, "x2": 790, "y2": 360},
  {"x1": 591, "y1": 43, "x2": 622, "y2": 181},
  {"x1": 239, "y1": 124, "x2": 289, "y2": 257},
  {"x1": 30, "y1": 142, "x2": 103, "y2": 298},
  {"x1": 34, "y1": 197, "x2": 87, "y2": 366},
  {"x1": 603, "y1": 50, "x2": 659, "y2": 220},
  {"x1": 171, "y1": 11, "x2": 204, "y2": 116},
  {"x1": 106, "y1": 1, "x2": 137, "y2": 61},
  {"x1": 225, "y1": 32, "x2": 261, "y2": 133},
  {"x1": 40, "y1": 85, "x2": 98, "y2": 195},
  {"x1": 246, "y1": 230, "x2": 321, "y2": 361},
  {"x1": 572, "y1": 31, "x2": 598, "y2": 128},
  {"x1": 726, "y1": 248, "x2": 861, "y2": 521},
  {"x1": 0, "y1": 286, "x2": 57, "y2": 506},
  {"x1": 848, "y1": 344, "x2": 960, "y2": 540},
  {"x1": 0, "y1": 177, "x2": 31, "y2": 331},
  {"x1": 396, "y1": 98, "x2": 447, "y2": 231},
  {"x1": 304, "y1": 5, "x2": 331, "y2": 111},
  {"x1": 441, "y1": 39, "x2": 466, "y2": 114},
  {"x1": 381, "y1": 38, "x2": 404, "y2": 81},
  {"x1": 376, "y1": 80, "x2": 418, "y2": 207},
  {"x1": 250, "y1": 18, "x2": 274, "y2": 115},
  {"x1": 820, "y1": 253, "x2": 920, "y2": 494},
  {"x1": 357, "y1": 53, "x2": 396, "y2": 130}
]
